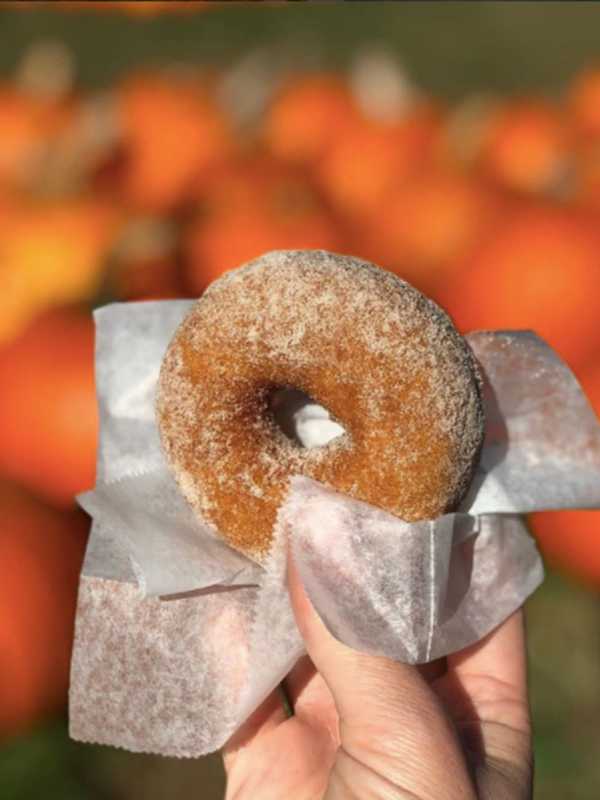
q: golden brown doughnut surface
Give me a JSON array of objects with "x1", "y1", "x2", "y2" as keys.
[{"x1": 157, "y1": 250, "x2": 484, "y2": 560}]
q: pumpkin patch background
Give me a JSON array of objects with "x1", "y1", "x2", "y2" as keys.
[{"x1": 1, "y1": 3, "x2": 600, "y2": 799}]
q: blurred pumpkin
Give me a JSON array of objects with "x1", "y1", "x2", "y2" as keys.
[
  {"x1": 17, "y1": 1, "x2": 205, "y2": 14},
  {"x1": 191, "y1": 154, "x2": 283, "y2": 217},
  {"x1": 0, "y1": 195, "x2": 40, "y2": 344},
  {"x1": 0, "y1": 197, "x2": 118, "y2": 342},
  {"x1": 317, "y1": 102, "x2": 443, "y2": 219},
  {"x1": 0, "y1": 309, "x2": 98, "y2": 507},
  {"x1": 530, "y1": 510, "x2": 600, "y2": 591},
  {"x1": 478, "y1": 99, "x2": 570, "y2": 195},
  {"x1": 440, "y1": 205, "x2": 600, "y2": 369},
  {"x1": 571, "y1": 146, "x2": 600, "y2": 211},
  {"x1": 0, "y1": 482, "x2": 88, "y2": 738},
  {"x1": 91, "y1": 1, "x2": 205, "y2": 15},
  {"x1": 568, "y1": 65, "x2": 600, "y2": 141},
  {"x1": 58, "y1": 0, "x2": 206, "y2": 17},
  {"x1": 264, "y1": 73, "x2": 358, "y2": 165},
  {"x1": 356, "y1": 169, "x2": 504, "y2": 293},
  {"x1": 184, "y1": 155, "x2": 345, "y2": 291},
  {"x1": 117, "y1": 73, "x2": 233, "y2": 212}
]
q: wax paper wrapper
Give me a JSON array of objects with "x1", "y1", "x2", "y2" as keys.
[{"x1": 69, "y1": 300, "x2": 600, "y2": 757}]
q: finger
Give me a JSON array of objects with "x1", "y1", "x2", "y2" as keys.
[
  {"x1": 222, "y1": 688, "x2": 287, "y2": 772},
  {"x1": 287, "y1": 548, "x2": 450, "y2": 725},
  {"x1": 287, "y1": 549, "x2": 476, "y2": 799},
  {"x1": 448, "y1": 609, "x2": 527, "y2": 696},
  {"x1": 283, "y1": 655, "x2": 339, "y2": 743},
  {"x1": 443, "y1": 610, "x2": 530, "y2": 734},
  {"x1": 438, "y1": 610, "x2": 532, "y2": 796}
]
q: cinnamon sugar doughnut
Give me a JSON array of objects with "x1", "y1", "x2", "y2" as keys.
[{"x1": 157, "y1": 250, "x2": 484, "y2": 561}]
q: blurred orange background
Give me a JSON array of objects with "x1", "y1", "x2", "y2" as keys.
[{"x1": 0, "y1": 3, "x2": 599, "y2": 800}]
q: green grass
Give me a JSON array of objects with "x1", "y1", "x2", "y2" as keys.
[
  {"x1": 2, "y1": 3, "x2": 600, "y2": 96},
  {"x1": 527, "y1": 571, "x2": 600, "y2": 800},
  {"x1": 0, "y1": 718, "x2": 98, "y2": 800}
]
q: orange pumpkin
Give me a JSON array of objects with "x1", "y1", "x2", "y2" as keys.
[
  {"x1": 117, "y1": 73, "x2": 233, "y2": 212},
  {"x1": 570, "y1": 146, "x2": 600, "y2": 212},
  {"x1": 0, "y1": 483, "x2": 88, "y2": 738},
  {"x1": 0, "y1": 198, "x2": 119, "y2": 343},
  {"x1": 15, "y1": 1, "x2": 206, "y2": 15},
  {"x1": 529, "y1": 510, "x2": 600, "y2": 591},
  {"x1": 478, "y1": 99, "x2": 570, "y2": 195},
  {"x1": 440, "y1": 205, "x2": 600, "y2": 370},
  {"x1": 184, "y1": 155, "x2": 345, "y2": 291},
  {"x1": 0, "y1": 309, "x2": 98, "y2": 507},
  {"x1": 568, "y1": 66, "x2": 600, "y2": 141},
  {"x1": 91, "y1": 1, "x2": 206, "y2": 15},
  {"x1": 264, "y1": 73, "x2": 358, "y2": 165},
  {"x1": 317, "y1": 103, "x2": 443, "y2": 219},
  {"x1": 356, "y1": 169, "x2": 504, "y2": 293}
]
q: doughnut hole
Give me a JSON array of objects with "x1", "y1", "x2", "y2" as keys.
[{"x1": 268, "y1": 387, "x2": 346, "y2": 448}]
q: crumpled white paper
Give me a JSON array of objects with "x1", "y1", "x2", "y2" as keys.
[{"x1": 69, "y1": 300, "x2": 600, "y2": 758}]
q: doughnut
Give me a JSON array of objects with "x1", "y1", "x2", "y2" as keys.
[{"x1": 157, "y1": 250, "x2": 484, "y2": 561}]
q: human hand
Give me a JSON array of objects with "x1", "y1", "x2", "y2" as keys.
[{"x1": 223, "y1": 550, "x2": 533, "y2": 800}]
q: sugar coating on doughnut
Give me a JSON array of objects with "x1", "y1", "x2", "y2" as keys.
[{"x1": 157, "y1": 250, "x2": 484, "y2": 561}]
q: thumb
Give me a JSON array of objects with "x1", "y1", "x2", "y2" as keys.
[{"x1": 287, "y1": 548, "x2": 476, "y2": 800}]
